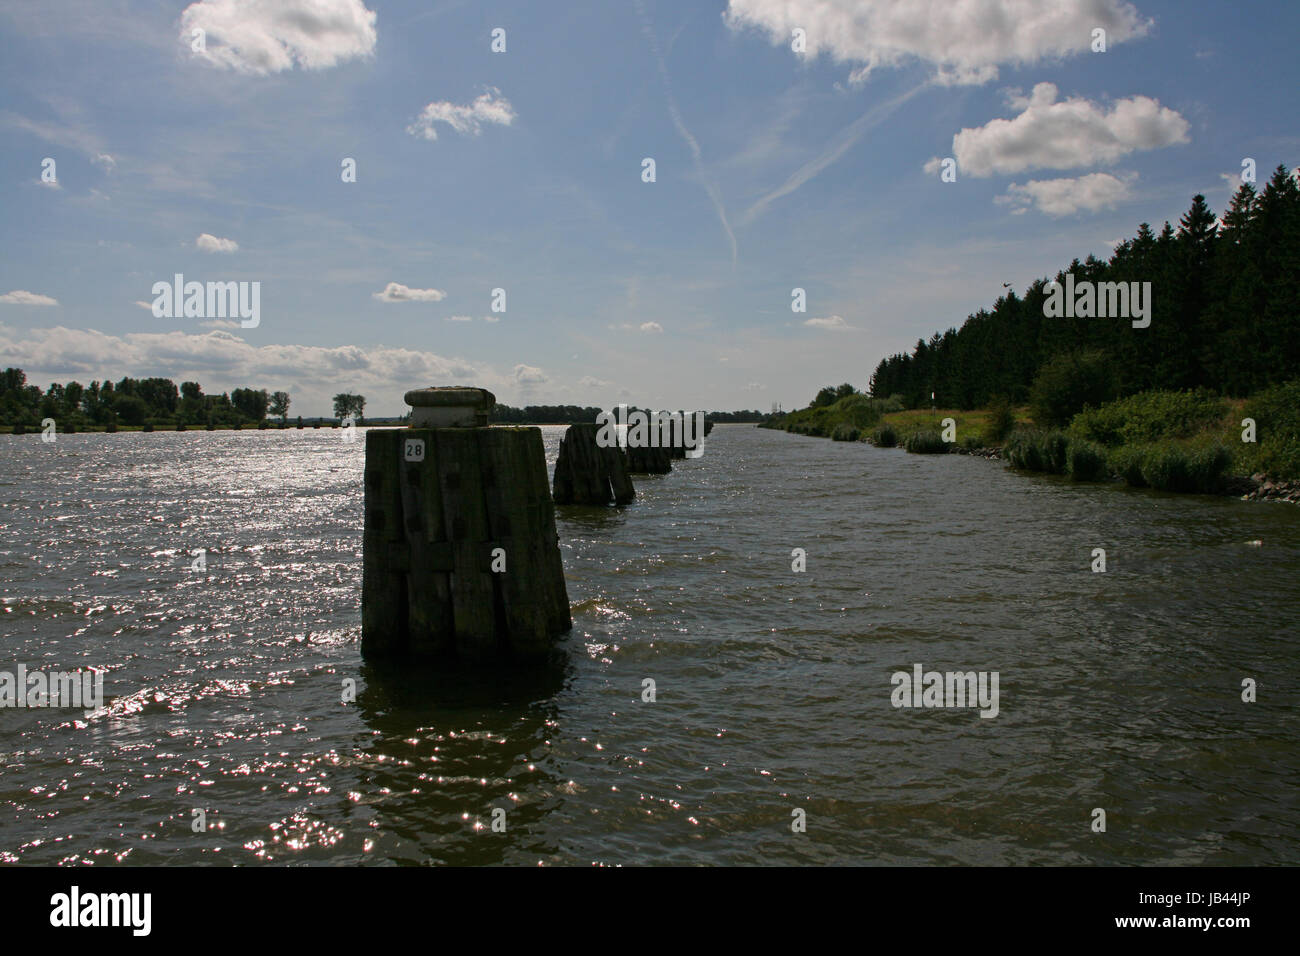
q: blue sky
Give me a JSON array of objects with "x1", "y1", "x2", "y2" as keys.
[{"x1": 1, "y1": 0, "x2": 1297, "y2": 417}]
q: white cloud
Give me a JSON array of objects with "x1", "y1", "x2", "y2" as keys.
[
  {"x1": 406, "y1": 88, "x2": 516, "y2": 141},
  {"x1": 196, "y1": 233, "x2": 239, "y2": 253},
  {"x1": 513, "y1": 364, "x2": 547, "y2": 385},
  {"x1": 180, "y1": 0, "x2": 378, "y2": 75},
  {"x1": 579, "y1": 375, "x2": 611, "y2": 388},
  {"x1": 803, "y1": 314, "x2": 854, "y2": 330},
  {"x1": 92, "y1": 153, "x2": 115, "y2": 170},
  {"x1": 608, "y1": 321, "x2": 665, "y2": 333},
  {"x1": 724, "y1": 0, "x2": 1150, "y2": 86},
  {"x1": 0, "y1": 323, "x2": 481, "y2": 414},
  {"x1": 1220, "y1": 171, "x2": 1244, "y2": 194},
  {"x1": 445, "y1": 315, "x2": 473, "y2": 322},
  {"x1": 372, "y1": 282, "x2": 446, "y2": 303},
  {"x1": 997, "y1": 172, "x2": 1136, "y2": 216},
  {"x1": 133, "y1": 300, "x2": 154, "y2": 310},
  {"x1": 0, "y1": 290, "x2": 58, "y2": 306},
  {"x1": 950, "y1": 83, "x2": 1189, "y2": 177},
  {"x1": 198, "y1": 318, "x2": 242, "y2": 330}
]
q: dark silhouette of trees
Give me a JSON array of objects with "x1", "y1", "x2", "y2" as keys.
[{"x1": 869, "y1": 170, "x2": 1300, "y2": 407}]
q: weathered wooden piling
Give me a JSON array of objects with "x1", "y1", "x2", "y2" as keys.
[
  {"x1": 553, "y1": 423, "x2": 636, "y2": 505},
  {"x1": 361, "y1": 387, "x2": 571, "y2": 662},
  {"x1": 623, "y1": 444, "x2": 673, "y2": 473}
]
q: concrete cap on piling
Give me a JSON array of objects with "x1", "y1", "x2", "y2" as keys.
[{"x1": 405, "y1": 386, "x2": 496, "y2": 427}]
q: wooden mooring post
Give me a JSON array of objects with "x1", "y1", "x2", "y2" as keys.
[
  {"x1": 361, "y1": 387, "x2": 571, "y2": 662},
  {"x1": 553, "y1": 423, "x2": 636, "y2": 505},
  {"x1": 623, "y1": 444, "x2": 673, "y2": 473}
]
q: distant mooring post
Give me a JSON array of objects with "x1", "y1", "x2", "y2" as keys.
[
  {"x1": 552, "y1": 423, "x2": 636, "y2": 505},
  {"x1": 361, "y1": 387, "x2": 571, "y2": 661}
]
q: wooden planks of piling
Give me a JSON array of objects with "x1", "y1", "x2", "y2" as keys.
[
  {"x1": 552, "y1": 423, "x2": 636, "y2": 505},
  {"x1": 361, "y1": 426, "x2": 571, "y2": 662},
  {"x1": 623, "y1": 444, "x2": 673, "y2": 473}
]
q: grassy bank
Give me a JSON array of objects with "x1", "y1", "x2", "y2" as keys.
[{"x1": 767, "y1": 382, "x2": 1300, "y2": 493}]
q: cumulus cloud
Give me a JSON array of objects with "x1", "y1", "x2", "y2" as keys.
[
  {"x1": 998, "y1": 172, "x2": 1136, "y2": 216},
  {"x1": 180, "y1": 0, "x2": 378, "y2": 75},
  {"x1": 92, "y1": 153, "x2": 115, "y2": 170},
  {"x1": 0, "y1": 290, "x2": 58, "y2": 306},
  {"x1": 949, "y1": 83, "x2": 1189, "y2": 177},
  {"x1": 196, "y1": 233, "x2": 239, "y2": 253},
  {"x1": 1220, "y1": 171, "x2": 1245, "y2": 195},
  {"x1": 0, "y1": 323, "x2": 482, "y2": 413},
  {"x1": 997, "y1": 172, "x2": 1137, "y2": 216},
  {"x1": 513, "y1": 364, "x2": 547, "y2": 385},
  {"x1": 724, "y1": 0, "x2": 1150, "y2": 86},
  {"x1": 372, "y1": 282, "x2": 446, "y2": 303},
  {"x1": 803, "y1": 314, "x2": 854, "y2": 330},
  {"x1": 608, "y1": 321, "x2": 665, "y2": 333},
  {"x1": 406, "y1": 88, "x2": 516, "y2": 141},
  {"x1": 579, "y1": 375, "x2": 611, "y2": 388}
]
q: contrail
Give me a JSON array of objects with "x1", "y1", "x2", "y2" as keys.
[
  {"x1": 633, "y1": 0, "x2": 738, "y2": 267},
  {"x1": 741, "y1": 81, "x2": 930, "y2": 226}
]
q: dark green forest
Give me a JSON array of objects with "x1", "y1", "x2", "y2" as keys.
[{"x1": 868, "y1": 166, "x2": 1300, "y2": 408}]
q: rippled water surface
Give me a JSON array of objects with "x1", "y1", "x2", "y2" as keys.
[{"x1": 1, "y1": 426, "x2": 1297, "y2": 865}]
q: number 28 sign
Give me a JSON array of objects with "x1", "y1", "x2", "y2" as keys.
[{"x1": 404, "y1": 438, "x2": 425, "y2": 462}]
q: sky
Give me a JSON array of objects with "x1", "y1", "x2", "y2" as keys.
[{"x1": 1, "y1": 0, "x2": 1297, "y2": 418}]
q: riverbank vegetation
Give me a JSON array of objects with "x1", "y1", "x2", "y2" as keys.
[
  {"x1": 0, "y1": 369, "x2": 294, "y2": 429},
  {"x1": 764, "y1": 172, "x2": 1300, "y2": 491},
  {"x1": 867, "y1": 171, "x2": 1299, "y2": 408}
]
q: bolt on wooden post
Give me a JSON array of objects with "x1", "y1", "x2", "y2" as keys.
[{"x1": 361, "y1": 387, "x2": 571, "y2": 661}]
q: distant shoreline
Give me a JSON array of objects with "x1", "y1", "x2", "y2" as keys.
[{"x1": 0, "y1": 420, "x2": 759, "y2": 434}]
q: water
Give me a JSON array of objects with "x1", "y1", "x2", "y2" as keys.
[{"x1": 1, "y1": 426, "x2": 1297, "y2": 865}]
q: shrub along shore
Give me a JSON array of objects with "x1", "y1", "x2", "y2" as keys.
[{"x1": 761, "y1": 382, "x2": 1300, "y2": 502}]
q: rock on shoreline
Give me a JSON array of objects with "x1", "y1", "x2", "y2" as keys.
[
  {"x1": 911, "y1": 441, "x2": 1298, "y2": 502},
  {"x1": 1237, "y1": 474, "x2": 1300, "y2": 503}
]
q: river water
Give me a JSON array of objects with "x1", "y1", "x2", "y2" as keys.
[{"x1": 1, "y1": 425, "x2": 1297, "y2": 865}]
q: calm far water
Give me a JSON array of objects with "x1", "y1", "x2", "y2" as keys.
[{"x1": 1, "y1": 425, "x2": 1297, "y2": 865}]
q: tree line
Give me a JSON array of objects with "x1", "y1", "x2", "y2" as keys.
[
  {"x1": 867, "y1": 165, "x2": 1300, "y2": 410},
  {"x1": 0, "y1": 370, "x2": 293, "y2": 427},
  {"x1": 491, "y1": 404, "x2": 767, "y2": 424}
]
